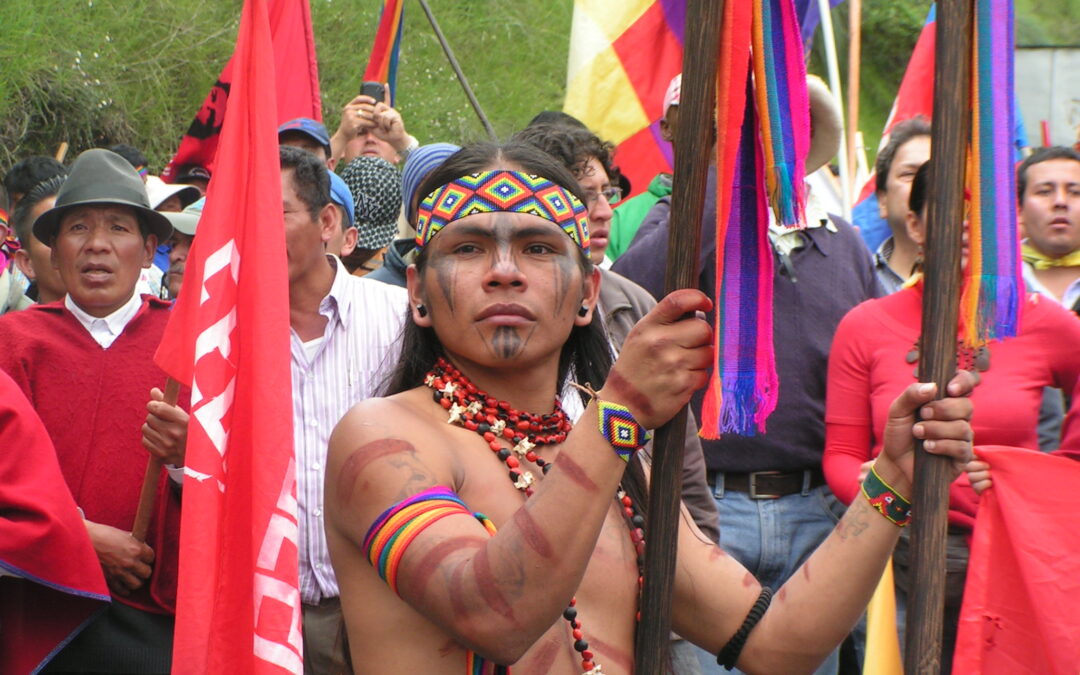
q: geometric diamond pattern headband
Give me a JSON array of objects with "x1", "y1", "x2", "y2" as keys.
[{"x1": 415, "y1": 170, "x2": 590, "y2": 252}]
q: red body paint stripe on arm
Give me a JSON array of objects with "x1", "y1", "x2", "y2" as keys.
[
  {"x1": 406, "y1": 535, "x2": 486, "y2": 598},
  {"x1": 511, "y1": 508, "x2": 554, "y2": 559},
  {"x1": 472, "y1": 546, "x2": 518, "y2": 623},
  {"x1": 337, "y1": 438, "x2": 417, "y2": 506},
  {"x1": 553, "y1": 453, "x2": 599, "y2": 492},
  {"x1": 604, "y1": 369, "x2": 656, "y2": 420}
]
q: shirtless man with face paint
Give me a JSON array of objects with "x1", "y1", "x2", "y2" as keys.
[{"x1": 325, "y1": 143, "x2": 977, "y2": 674}]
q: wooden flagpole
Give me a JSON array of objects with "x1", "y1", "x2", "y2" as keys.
[
  {"x1": 417, "y1": 0, "x2": 498, "y2": 141},
  {"x1": 847, "y1": 0, "x2": 862, "y2": 198},
  {"x1": 633, "y1": 0, "x2": 721, "y2": 671},
  {"x1": 903, "y1": 0, "x2": 973, "y2": 671},
  {"x1": 131, "y1": 377, "x2": 181, "y2": 542}
]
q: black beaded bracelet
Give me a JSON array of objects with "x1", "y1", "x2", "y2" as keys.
[{"x1": 717, "y1": 586, "x2": 773, "y2": 670}]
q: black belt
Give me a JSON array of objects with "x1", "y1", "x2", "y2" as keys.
[{"x1": 707, "y1": 468, "x2": 825, "y2": 499}]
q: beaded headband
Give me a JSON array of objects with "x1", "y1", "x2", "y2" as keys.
[{"x1": 415, "y1": 170, "x2": 590, "y2": 252}]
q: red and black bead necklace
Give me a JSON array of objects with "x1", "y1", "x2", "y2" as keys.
[{"x1": 424, "y1": 357, "x2": 645, "y2": 675}]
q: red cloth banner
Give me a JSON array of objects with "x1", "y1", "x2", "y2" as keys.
[
  {"x1": 953, "y1": 445, "x2": 1080, "y2": 674},
  {"x1": 0, "y1": 371, "x2": 109, "y2": 675},
  {"x1": 162, "y1": 0, "x2": 321, "y2": 183},
  {"x1": 154, "y1": 0, "x2": 300, "y2": 671}
]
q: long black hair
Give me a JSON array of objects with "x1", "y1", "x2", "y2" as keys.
[
  {"x1": 383, "y1": 141, "x2": 655, "y2": 537},
  {"x1": 383, "y1": 141, "x2": 614, "y2": 401}
]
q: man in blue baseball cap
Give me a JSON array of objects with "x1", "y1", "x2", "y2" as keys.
[
  {"x1": 279, "y1": 117, "x2": 335, "y2": 169},
  {"x1": 327, "y1": 171, "x2": 358, "y2": 261}
]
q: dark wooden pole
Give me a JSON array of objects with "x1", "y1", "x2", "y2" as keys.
[
  {"x1": 132, "y1": 378, "x2": 181, "y2": 542},
  {"x1": 416, "y1": 0, "x2": 499, "y2": 141},
  {"x1": 634, "y1": 0, "x2": 722, "y2": 671},
  {"x1": 903, "y1": 0, "x2": 973, "y2": 671}
]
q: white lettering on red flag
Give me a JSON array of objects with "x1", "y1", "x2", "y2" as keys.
[{"x1": 253, "y1": 458, "x2": 303, "y2": 670}]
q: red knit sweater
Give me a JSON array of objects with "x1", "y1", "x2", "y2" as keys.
[{"x1": 0, "y1": 296, "x2": 186, "y2": 613}]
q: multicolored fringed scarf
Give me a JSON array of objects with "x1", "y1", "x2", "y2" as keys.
[
  {"x1": 962, "y1": 0, "x2": 1022, "y2": 346},
  {"x1": 751, "y1": 0, "x2": 810, "y2": 229},
  {"x1": 701, "y1": 0, "x2": 808, "y2": 438}
]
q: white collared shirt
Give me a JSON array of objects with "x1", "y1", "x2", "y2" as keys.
[
  {"x1": 292, "y1": 256, "x2": 408, "y2": 603},
  {"x1": 64, "y1": 290, "x2": 143, "y2": 349}
]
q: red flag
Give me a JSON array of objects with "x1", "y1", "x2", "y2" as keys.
[
  {"x1": 0, "y1": 371, "x2": 109, "y2": 675},
  {"x1": 154, "y1": 0, "x2": 300, "y2": 671},
  {"x1": 953, "y1": 445, "x2": 1080, "y2": 674},
  {"x1": 850, "y1": 5, "x2": 936, "y2": 251},
  {"x1": 162, "y1": 0, "x2": 321, "y2": 183}
]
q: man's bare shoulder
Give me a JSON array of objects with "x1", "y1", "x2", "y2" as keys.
[{"x1": 327, "y1": 387, "x2": 459, "y2": 533}]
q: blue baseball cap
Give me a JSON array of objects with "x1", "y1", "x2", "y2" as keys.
[
  {"x1": 328, "y1": 172, "x2": 355, "y2": 228},
  {"x1": 278, "y1": 117, "x2": 332, "y2": 155}
]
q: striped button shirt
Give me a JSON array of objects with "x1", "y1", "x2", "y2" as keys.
[{"x1": 292, "y1": 257, "x2": 408, "y2": 603}]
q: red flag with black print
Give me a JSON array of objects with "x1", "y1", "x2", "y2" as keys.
[{"x1": 162, "y1": 0, "x2": 321, "y2": 183}]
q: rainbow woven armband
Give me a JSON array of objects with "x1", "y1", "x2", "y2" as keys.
[
  {"x1": 361, "y1": 486, "x2": 473, "y2": 594},
  {"x1": 860, "y1": 465, "x2": 912, "y2": 527},
  {"x1": 597, "y1": 400, "x2": 650, "y2": 462}
]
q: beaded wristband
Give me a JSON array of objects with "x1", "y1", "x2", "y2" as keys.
[
  {"x1": 717, "y1": 586, "x2": 773, "y2": 669},
  {"x1": 597, "y1": 400, "x2": 650, "y2": 462},
  {"x1": 861, "y1": 465, "x2": 913, "y2": 527}
]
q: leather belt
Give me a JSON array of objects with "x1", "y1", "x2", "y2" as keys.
[{"x1": 707, "y1": 468, "x2": 825, "y2": 499}]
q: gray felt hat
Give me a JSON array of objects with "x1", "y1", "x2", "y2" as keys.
[{"x1": 33, "y1": 148, "x2": 174, "y2": 243}]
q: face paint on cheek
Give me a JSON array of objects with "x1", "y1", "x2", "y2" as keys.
[
  {"x1": 552, "y1": 253, "x2": 576, "y2": 315},
  {"x1": 429, "y1": 256, "x2": 458, "y2": 314}
]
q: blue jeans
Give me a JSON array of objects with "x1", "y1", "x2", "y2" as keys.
[{"x1": 693, "y1": 475, "x2": 846, "y2": 675}]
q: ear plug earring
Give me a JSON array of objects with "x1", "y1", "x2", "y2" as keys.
[
  {"x1": 578, "y1": 305, "x2": 589, "y2": 317},
  {"x1": 416, "y1": 304, "x2": 428, "y2": 318}
]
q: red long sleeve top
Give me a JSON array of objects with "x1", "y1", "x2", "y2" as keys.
[{"x1": 824, "y1": 286, "x2": 1080, "y2": 529}]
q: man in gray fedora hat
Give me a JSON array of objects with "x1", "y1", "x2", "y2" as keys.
[{"x1": 0, "y1": 148, "x2": 189, "y2": 673}]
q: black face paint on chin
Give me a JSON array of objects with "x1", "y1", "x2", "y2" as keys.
[{"x1": 491, "y1": 326, "x2": 524, "y2": 359}]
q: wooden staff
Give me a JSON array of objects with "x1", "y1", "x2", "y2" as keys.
[
  {"x1": 55, "y1": 142, "x2": 69, "y2": 163},
  {"x1": 633, "y1": 0, "x2": 721, "y2": 671},
  {"x1": 417, "y1": 0, "x2": 498, "y2": 142},
  {"x1": 846, "y1": 0, "x2": 862, "y2": 198},
  {"x1": 131, "y1": 377, "x2": 181, "y2": 542},
  {"x1": 904, "y1": 0, "x2": 973, "y2": 671}
]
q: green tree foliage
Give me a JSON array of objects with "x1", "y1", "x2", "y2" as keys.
[{"x1": 0, "y1": 0, "x2": 573, "y2": 172}]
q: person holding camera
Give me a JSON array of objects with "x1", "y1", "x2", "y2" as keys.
[{"x1": 330, "y1": 81, "x2": 419, "y2": 167}]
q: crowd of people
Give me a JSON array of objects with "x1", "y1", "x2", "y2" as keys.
[{"x1": 1, "y1": 64, "x2": 1078, "y2": 675}]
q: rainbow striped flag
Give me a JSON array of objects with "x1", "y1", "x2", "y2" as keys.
[{"x1": 362, "y1": 0, "x2": 405, "y2": 103}]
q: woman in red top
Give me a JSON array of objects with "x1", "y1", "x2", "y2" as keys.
[
  {"x1": 825, "y1": 162, "x2": 1080, "y2": 513},
  {"x1": 824, "y1": 162, "x2": 1080, "y2": 669}
]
